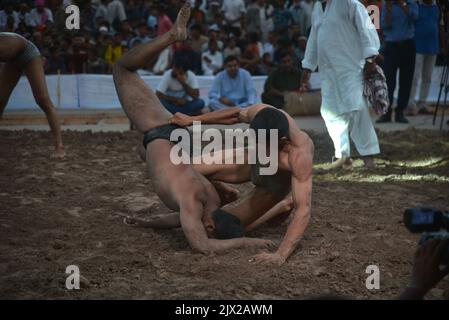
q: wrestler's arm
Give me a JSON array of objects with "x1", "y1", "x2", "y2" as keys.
[
  {"x1": 245, "y1": 196, "x2": 294, "y2": 232},
  {"x1": 276, "y1": 146, "x2": 313, "y2": 262},
  {"x1": 180, "y1": 198, "x2": 273, "y2": 253},
  {"x1": 170, "y1": 104, "x2": 274, "y2": 127},
  {"x1": 252, "y1": 142, "x2": 313, "y2": 265},
  {"x1": 170, "y1": 107, "x2": 241, "y2": 126}
]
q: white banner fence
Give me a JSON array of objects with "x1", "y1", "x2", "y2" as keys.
[{"x1": 6, "y1": 67, "x2": 445, "y2": 110}]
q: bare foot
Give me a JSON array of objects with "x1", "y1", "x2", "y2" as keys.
[
  {"x1": 172, "y1": 2, "x2": 191, "y2": 41},
  {"x1": 363, "y1": 157, "x2": 376, "y2": 169},
  {"x1": 327, "y1": 157, "x2": 352, "y2": 171},
  {"x1": 51, "y1": 145, "x2": 66, "y2": 159}
]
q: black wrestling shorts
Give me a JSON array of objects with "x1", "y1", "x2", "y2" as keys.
[
  {"x1": 142, "y1": 124, "x2": 185, "y2": 149},
  {"x1": 14, "y1": 39, "x2": 41, "y2": 69}
]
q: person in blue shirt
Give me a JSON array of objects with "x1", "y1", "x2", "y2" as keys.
[
  {"x1": 377, "y1": 0, "x2": 419, "y2": 124},
  {"x1": 407, "y1": 0, "x2": 446, "y2": 115},
  {"x1": 208, "y1": 55, "x2": 257, "y2": 110}
]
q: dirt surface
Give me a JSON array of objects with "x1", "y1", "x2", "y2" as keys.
[{"x1": 1, "y1": 128, "x2": 449, "y2": 300}]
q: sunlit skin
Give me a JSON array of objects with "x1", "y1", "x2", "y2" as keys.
[
  {"x1": 113, "y1": 2, "x2": 274, "y2": 254},
  {"x1": 0, "y1": 32, "x2": 65, "y2": 158}
]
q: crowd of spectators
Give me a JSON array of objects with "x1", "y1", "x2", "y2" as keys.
[
  {"x1": 0, "y1": 0, "x2": 314, "y2": 77},
  {"x1": 2, "y1": 0, "x2": 449, "y2": 118}
]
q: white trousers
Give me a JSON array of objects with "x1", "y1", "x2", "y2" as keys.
[
  {"x1": 410, "y1": 54, "x2": 437, "y2": 106},
  {"x1": 321, "y1": 107, "x2": 380, "y2": 159}
]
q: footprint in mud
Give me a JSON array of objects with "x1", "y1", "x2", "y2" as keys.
[
  {"x1": 19, "y1": 197, "x2": 43, "y2": 205},
  {"x1": 116, "y1": 192, "x2": 161, "y2": 213},
  {"x1": 66, "y1": 207, "x2": 82, "y2": 218}
]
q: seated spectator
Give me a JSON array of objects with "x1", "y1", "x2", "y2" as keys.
[
  {"x1": 223, "y1": 35, "x2": 241, "y2": 59},
  {"x1": 274, "y1": 39, "x2": 299, "y2": 67},
  {"x1": 202, "y1": 24, "x2": 224, "y2": 52},
  {"x1": 5, "y1": 15, "x2": 16, "y2": 32},
  {"x1": 80, "y1": 2, "x2": 96, "y2": 32},
  {"x1": 147, "y1": 5, "x2": 158, "y2": 30},
  {"x1": 188, "y1": 24, "x2": 209, "y2": 54},
  {"x1": 246, "y1": 0, "x2": 261, "y2": 34},
  {"x1": 94, "y1": 30, "x2": 109, "y2": 61},
  {"x1": 262, "y1": 51, "x2": 302, "y2": 108},
  {"x1": 87, "y1": 49, "x2": 107, "y2": 74},
  {"x1": 16, "y1": 22, "x2": 31, "y2": 39},
  {"x1": 126, "y1": 0, "x2": 143, "y2": 26},
  {"x1": 17, "y1": 4, "x2": 32, "y2": 28},
  {"x1": 156, "y1": 60, "x2": 205, "y2": 116},
  {"x1": 191, "y1": 0, "x2": 206, "y2": 25},
  {"x1": 257, "y1": 52, "x2": 274, "y2": 75},
  {"x1": 263, "y1": 31, "x2": 277, "y2": 59},
  {"x1": 173, "y1": 42, "x2": 202, "y2": 75},
  {"x1": 29, "y1": 0, "x2": 54, "y2": 29},
  {"x1": 67, "y1": 35, "x2": 89, "y2": 74},
  {"x1": 130, "y1": 23, "x2": 153, "y2": 48},
  {"x1": 202, "y1": 40, "x2": 224, "y2": 76},
  {"x1": 105, "y1": 34, "x2": 124, "y2": 72},
  {"x1": 208, "y1": 55, "x2": 257, "y2": 110},
  {"x1": 95, "y1": 0, "x2": 108, "y2": 25},
  {"x1": 295, "y1": 36, "x2": 307, "y2": 66},
  {"x1": 119, "y1": 21, "x2": 134, "y2": 47},
  {"x1": 204, "y1": 1, "x2": 222, "y2": 25},
  {"x1": 156, "y1": 4, "x2": 173, "y2": 36},
  {"x1": 289, "y1": 0, "x2": 312, "y2": 37},
  {"x1": 0, "y1": 4, "x2": 19, "y2": 31},
  {"x1": 240, "y1": 37, "x2": 261, "y2": 75},
  {"x1": 222, "y1": 0, "x2": 246, "y2": 38},
  {"x1": 272, "y1": 0, "x2": 293, "y2": 33},
  {"x1": 151, "y1": 46, "x2": 171, "y2": 75},
  {"x1": 45, "y1": 47, "x2": 67, "y2": 74},
  {"x1": 106, "y1": 0, "x2": 127, "y2": 31}
]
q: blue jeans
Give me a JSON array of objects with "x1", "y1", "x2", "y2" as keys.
[{"x1": 160, "y1": 99, "x2": 205, "y2": 115}]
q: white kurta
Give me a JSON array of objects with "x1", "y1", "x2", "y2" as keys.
[{"x1": 302, "y1": 0, "x2": 381, "y2": 158}]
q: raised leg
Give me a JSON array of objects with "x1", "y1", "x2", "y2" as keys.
[{"x1": 112, "y1": 2, "x2": 191, "y2": 133}]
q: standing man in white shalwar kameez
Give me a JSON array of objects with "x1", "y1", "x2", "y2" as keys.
[{"x1": 301, "y1": 0, "x2": 380, "y2": 169}]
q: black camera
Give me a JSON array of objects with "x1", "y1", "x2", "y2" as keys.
[{"x1": 404, "y1": 207, "x2": 449, "y2": 265}]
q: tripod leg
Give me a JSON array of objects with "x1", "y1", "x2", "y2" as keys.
[
  {"x1": 440, "y1": 101, "x2": 447, "y2": 130},
  {"x1": 434, "y1": 63, "x2": 448, "y2": 125}
]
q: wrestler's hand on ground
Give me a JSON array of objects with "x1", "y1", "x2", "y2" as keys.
[
  {"x1": 170, "y1": 112, "x2": 193, "y2": 127},
  {"x1": 243, "y1": 238, "x2": 276, "y2": 250},
  {"x1": 250, "y1": 252, "x2": 286, "y2": 266},
  {"x1": 51, "y1": 145, "x2": 66, "y2": 159}
]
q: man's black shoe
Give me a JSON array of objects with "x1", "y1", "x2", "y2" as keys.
[
  {"x1": 395, "y1": 114, "x2": 409, "y2": 124},
  {"x1": 376, "y1": 113, "x2": 391, "y2": 123}
]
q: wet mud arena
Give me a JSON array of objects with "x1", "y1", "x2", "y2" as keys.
[{"x1": 1, "y1": 128, "x2": 448, "y2": 299}]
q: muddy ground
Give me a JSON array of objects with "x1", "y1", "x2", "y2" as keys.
[{"x1": 1, "y1": 128, "x2": 449, "y2": 300}]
